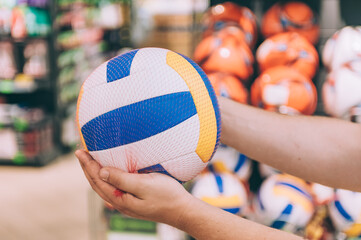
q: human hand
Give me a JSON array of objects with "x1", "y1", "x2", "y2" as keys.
[{"x1": 75, "y1": 150, "x2": 195, "y2": 227}]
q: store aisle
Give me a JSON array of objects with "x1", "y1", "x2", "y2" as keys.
[{"x1": 0, "y1": 153, "x2": 90, "y2": 240}]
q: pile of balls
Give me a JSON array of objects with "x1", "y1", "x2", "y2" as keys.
[{"x1": 190, "y1": 2, "x2": 361, "y2": 240}]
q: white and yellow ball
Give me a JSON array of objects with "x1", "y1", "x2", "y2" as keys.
[
  {"x1": 191, "y1": 172, "x2": 248, "y2": 216},
  {"x1": 76, "y1": 48, "x2": 221, "y2": 182},
  {"x1": 328, "y1": 189, "x2": 361, "y2": 238},
  {"x1": 209, "y1": 144, "x2": 253, "y2": 181},
  {"x1": 253, "y1": 174, "x2": 315, "y2": 233}
]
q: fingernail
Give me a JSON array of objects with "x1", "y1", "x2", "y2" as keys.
[{"x1": 99, "y1": 169, "x2": 109, "y2": 181}]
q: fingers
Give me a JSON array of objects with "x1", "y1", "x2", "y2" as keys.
[
  {"x1": 75, "y1": 150, "x2": 144, "y2": 213},
  {"x1": 99, "y1": 167, "x2": 146, "y2": 198},
  {"x1": 75, "y1": 150, "x2": 116, "y2": 203}
]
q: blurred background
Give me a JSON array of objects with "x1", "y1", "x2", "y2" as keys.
[{"x1": 0, "y1": 0, "x2": 361, "y2": 239}]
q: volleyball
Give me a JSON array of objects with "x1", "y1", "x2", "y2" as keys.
[
  {"x1": 210, "y1": 144, "x2": 252, "y2": 181},
  {"x1": 251, "y1": 66, "x2": 317, "y2": 115},
  {"x1": 191, "y1": 171, "x2": 248, "y2": 216},
  {"x1": 256, "y1": 32, "x2": 319, "y2": 79},
  {"x1": 76, "y1": 48, "x2": 221, "y2": 183},
  {"x1": 253, "y1": 174, "x2": 315, "y2": 233},
  {"x1": 328, "y1": 189, "x2": 361, "y2": 238}
]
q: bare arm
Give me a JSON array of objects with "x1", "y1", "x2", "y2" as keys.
[
  {"x1": 219, "y1": 97, "x2": 361, "y2": 192},
  {"x1": 76, "y1": 150, "x2": 302, "y2": 240}
]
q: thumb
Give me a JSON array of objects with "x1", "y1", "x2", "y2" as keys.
[{"x1": 99, "y1": 167, "x2": 145, "y2": 197}]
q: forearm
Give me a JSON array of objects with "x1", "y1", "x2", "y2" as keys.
[
  {"x1": 219, "y1": 97, "x2": 361, "y2": 191},
  {"x1": 176, "y1": 197, "x2": 301, "y2": 240}
]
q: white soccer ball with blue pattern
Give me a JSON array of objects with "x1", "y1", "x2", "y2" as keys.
[
  {"x1": 328, "y1": 189, "x2": 361, "y2": 238},
  {"x1": 76, "y1": 48, "x2": 221, "y2": 183},
  {"x1": 253, "y1": 174, "x2": 315, "y2": 233}
]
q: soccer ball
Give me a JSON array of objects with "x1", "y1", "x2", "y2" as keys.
[
  {"x1": 322, "y1": 63, "x2": 361, "y2": 119},
  {"x1": 194, "y1": 32, "x2": 254, "y2": 82},
  {"x1": 207, "y1": 72, "x2": 248, "y2": 104},
  {"x1": 261, "y1": 1, "x2": 319, "y2": 45},
  {"x1": 322, "y1": 26, "x2": 361, "y2": 70},
  {"x1": 253, "y1": 174, "x2": 315, "y2": 233},
  {"x1": 191, "y1": 171, "x2": 248, "y2": 215},
  {"x1": 210, "y1": 144, "x2": 253, "y2": 181},
  {"x1": 328, "y1": 189, "x2": 361, "y2": 238},
  {"x1": 256, "y1": 32, "x2": 319, "y2": 79},
  {"x1": 202, "y1": 2, "x2": 257, "y2": 48},
  {"x1": 251, "y1": 66, "x2": 317, "y2": 115},
  {"x1": 76, "y1": 48, "x2": 221, "y2": 183}
]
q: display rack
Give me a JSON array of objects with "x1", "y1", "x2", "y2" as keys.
[{"x1": 0, "y1": 1, "x2": 61, "y2": 166}]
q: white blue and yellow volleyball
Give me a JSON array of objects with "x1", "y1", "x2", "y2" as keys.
[
  {"x1": 253, "y1": 174, "x2": 315, "y2": 233},
  {"x1": 328, "y1": 189, "x2": 361, "y2": 238},
  {"x1": 191, "y1": 172, "x2": 248, "y2": 216},
  {"x1": 209, "y1": 144, "x2": 252, "y2": 181},
  {"x1": 76, "y1": 48, "x2": 221, "y2": 183}
]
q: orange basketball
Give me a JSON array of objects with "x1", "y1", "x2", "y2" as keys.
[
  {"x1": 194, "y1": 32, "x2": 254, "y2": 82},
  {"x1": 256, "y1": 32, "x2": 319, "y2": 78},
  {"x1": 202, "y1": 2, "x2": 258, "y2": 48},
  {"x1": 261, "y1": 2, "x2": 319, "y2": 45},
  {"x1": 207, "y1": 72, "x2": 248, "y2": 104},
  {"x1": 251, "y1": 66, "x2": 317, "y2": 115}
]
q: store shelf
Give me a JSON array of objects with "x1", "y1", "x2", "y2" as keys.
[
  {"x1": 0, "y1": 146, "x2": 61, "y2": 166},
  {"x1": 0, "y1": 79, "x2": 52, "y2": 94}
]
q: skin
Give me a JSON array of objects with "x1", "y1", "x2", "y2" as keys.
[{"x1": 76, "y1": 97, "x2": 361, "y2": 239}]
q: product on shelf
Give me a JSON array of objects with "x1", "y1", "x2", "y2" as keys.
[
  {"x1": 23, "y1": 40, "x2": 48, "y2": 78},
  {"x1": 261, "y1": 1, "x2": 319, "y2": 45},
  {"x1": 11, "y1": 6, "x2": 51, "y2": 38},
  {"x1": 256, "y1": 32, "x2": 319, "y2": 79},
  {"x1": 322, "y1": 26, "x2": 361, "y2": 71},
  {"x1": 207, "y1": 72, "x2": 248, "y2": 104},
  {"x1": 251, "y1": 66, "x2": 317, "y2": 115},
  {"x1": 253, "y1": 174, "x2": 315, "y2": 234},
  {"x1": 0, "y1": 104, "x2": 54, "y2": 164},
  {"x1": 194, "y1": 31, "x2": 254, "y2": 82},
  {"x1": 322, "y1": 63, "x2": 361, "y2": 120},
  {"x1": 202, "y1": 1, "x2": 257, "y2": 49},
  {"x1": 0, "y1": 7, "x2": 12, "y2": 35},
  {"x1": 328, "y1": 189, "x2": 361, "y2": 238},
  {"x1": 0, "y1": 41, "x2": 16, "y2": 79},
  {"x1": 17, "y1": 0, "x2": 48, "y2": 8},
  {"x1": 192, "y1": 171, "x2": 249, "y2": 216},
  {"x1": 209, "y1": 144, "x2": 253, "y2": 182}
]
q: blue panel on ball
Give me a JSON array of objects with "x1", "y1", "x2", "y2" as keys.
[
  {"x1": 234, "y1": 154, "x2": 247, "y2": 172},
  {"x1": 334, "y1": 200, "x2": 353, "y2": 222},
  {"x1": 270, "y1": 204, "x2": 293, "y2": 229},
  {"x1": 138, "y1": 164, "x2": 183, "y2": 183},
  {"x1": 214, "y1": 172, "x2": 224, "y2": 194},
  {"x1": 81, "y1": 92, "x2": 197, "y2": 151},
  {"x1": 223, "y1": 207, "x2": 240, "y2": 214},
  {"x1": 179, "y1": 53, "x2": 221, "y2": 159},
  {"x1": 276, "y1": 182, "x2": 312, "y2": 200},
  {"x1": 107, "y1": 49, "x2": 139, "y2": 82}
]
